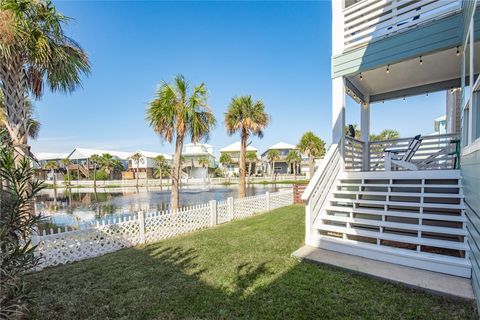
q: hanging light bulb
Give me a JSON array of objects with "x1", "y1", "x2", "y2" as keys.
[
  {"x1": 426, "y1": 91, "x2": 429, "y2": 96},
  {"x1": 359, "y1": 73, "x2": 363, "y2": 80},
  {"x1": 386, "y1": 65, "x2": 390, "y2": 74},
  {"x1": 450, "y1": 87, "x2": 454, "y2": 93},
  {"x1": 403, "y1": 96, "x2": 406, "y2": 101},
  {"x1": 419, "y1": 56, "x2": 423, "y2": 65},
  {"x1": 456, "y1": 46, "x2": 460, "y2": 56}
]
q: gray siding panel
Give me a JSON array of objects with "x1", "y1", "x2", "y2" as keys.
[{"x1": 462, "y1": 149, "x2": 480, "y2": 309}]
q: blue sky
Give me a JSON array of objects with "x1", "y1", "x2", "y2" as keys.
[{"x1": 31, "y1": 1, "x2": 445, "y2": 156}]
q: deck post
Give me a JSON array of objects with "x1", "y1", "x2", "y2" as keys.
[
  {"x1": 361, "y1": 98, "x2": 370, "y2": 171},
  {"x1": 332, "y1": 77, "x2": 346, "y2": 171}
]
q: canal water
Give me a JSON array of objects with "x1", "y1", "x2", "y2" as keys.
[{"x1": 35, "y1": 185, "x2": 288, "y2": 228}]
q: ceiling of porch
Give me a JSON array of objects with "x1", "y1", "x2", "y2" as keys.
[{"x1": 346, "y1": 42, "x2": 480, "y2": 103}]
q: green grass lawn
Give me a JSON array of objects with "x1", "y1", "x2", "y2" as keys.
[{"x1": 27, "y1": 205, "x2": 476, "y2": 319}]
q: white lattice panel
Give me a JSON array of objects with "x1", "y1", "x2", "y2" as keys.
[
  {"x1": 33, "y1": 189, "x2": 293, "y2": 270},
  {"x1": 234, "y1": 194, "x2": 267, "y2": 219},
  {"x1": 270, "y1": 190, "x2": 294, "y2": 209},
  {"x1": 217, "y1": 200, "x2": 230, "y2": 224},
  {"x1": 144, "y1": 204, "x2": 211, "y2": 243},
  {"x1": 36, "y1": 218, "x2": 140, "y2": 269}
]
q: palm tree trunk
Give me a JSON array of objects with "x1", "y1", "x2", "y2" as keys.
[
  {"x1": 309, "y1": 157, "x2": 314, "y2": 179},
  {"x1": 171, "y1": 134, "x2": 184, "y2": 210},
  {"x1": 136, "y1": 163, "x2": 139, "y2": 188},
  {"x1": 159, "y1": 167, "x2": 163, "y2": 191},
  {"x1": 239, "y1": 132, "x2": 247, "y2": 198},
  {"x1": 93, "y1": 166, "x2": 97, "y2": 189}
]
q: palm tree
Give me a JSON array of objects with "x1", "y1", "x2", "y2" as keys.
[
  {"x1": 246, "y1": 151, "x2": 257, "y2": 177},
  {"x1": 266, "y1": 149, "x2": 280, "y2": 178},
  {"x1": 0, "y1": 0, "x2": 90, "y2": 159},
  {"x1": 99, "y1": 153, "x2": 123, "y2": 180},
  {"x1": 1, "y1": 92, "x2": 40, "y2": 143},
  {"x1": 60, "y1": 158, "x2": 71, "y2": 186},
  {"x1": 90, "y1": 154, "x2": 101, "y2": 189},
  {"x1": 219, "y1": 153, "x2": 232, "y2": 179},
  {"x1": 286, "y1": 150, "x2": 301, "y2": 176},
  {"x1": 298, "y1": 131, "x2": 325, "y2": 178},
  {"x1": 225, "y1": 96, "x2": 270, "y2": 198},
  {"x1": 154, "y1": 155, "x2": 166, "y2": 190},
  {"x1": 146, "y1": 75, "x2": 216, "y2": 210},
  {"x1": 370, "y1": 129, "x2": 400, "y2": 141},
  {"x1": 197, "y1": 156, "x2": 210, "y2": 179},
  {"x1": 44, "y1": 160, "x2": 58, "y2": 188},
  {"x1": 131, "y1": 152, "x2": 142, "y2": 188}
]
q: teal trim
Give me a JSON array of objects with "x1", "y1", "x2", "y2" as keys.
[{"x1": 332, "y1": 13, "x2": 463, "y2": 78}]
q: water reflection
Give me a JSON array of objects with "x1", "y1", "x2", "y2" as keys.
[{"x1": 35, "y1": 185, "x2": 286, "y2": 229}]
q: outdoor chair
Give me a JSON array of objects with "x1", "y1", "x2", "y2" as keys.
[{"x1": 384, "y1": 135, "x2": 422, "y2": 171}]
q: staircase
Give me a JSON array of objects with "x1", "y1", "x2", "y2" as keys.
[{"x1": 303, "y1": 145, "x2": 471, "y2": 278}]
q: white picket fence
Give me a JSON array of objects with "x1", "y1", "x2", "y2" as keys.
[{"x1": 32, "y1": 189, "x2": 293, "y2": 270}]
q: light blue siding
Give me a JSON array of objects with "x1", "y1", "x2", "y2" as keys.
[{"x1": 462, "y1": 149, "x2": 480, "y2": 309}]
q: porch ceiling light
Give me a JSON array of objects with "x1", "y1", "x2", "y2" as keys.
[
  {"x1": 386, "y1": 65, "x2": 390, "y2": 74},
  {"x1": 419, "y1": 56, "x2": 423, "y2": 65},
  {"x1": 456, "y1": 46, "x2": 460, "y2": 56},
  {"x1": 359, "y1": 73, "x2": 363, "y2": 80}
]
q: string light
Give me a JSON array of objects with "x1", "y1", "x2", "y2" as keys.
[
  {"x1": 450, "y1": 87, "x2": 454, "y2": 93},
  {"x1": 456, "y1": 46, "x2": 460, "y2": 56},
  {"x1": 419, "y1": 56, "x2": 423, "y2": 65},
  {"x1": 426, "y1": 91, "x2": 429, "y2": 96},
  {"x1": 403, "y1": 96, "x2": 406, "y2": 100},
  {"x1": 359, "y1": 73, "x2": 363, "y2": 80},
  {"x1": 386, "y1": 65, "x2": 390, "y2": 74}
]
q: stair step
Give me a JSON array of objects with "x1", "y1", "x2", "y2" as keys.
[
  {"x1": 315, "y1": 215, "x2": 467, "y2": 236},
  {"x1": 315, "y1": 224, "x2": 469, "y2": 251},
  {"x1": 324, "y1": 206, "x2": 465, "y2": 222},
  {"x1": 333, "y1": 190, "x2": 463, "y2": 198},
  {"x1": 329, "y1": 198, "x2": 465, "y2": 210},
  {"x1": 337, "y1": 183, "x2": 461, "y2": 189}
]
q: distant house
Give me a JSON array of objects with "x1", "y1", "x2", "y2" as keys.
[
  {"x1": 219, "y1": 141, "x2": 259, "y2": 177},
  {"x1": 261, "y1": 142, "x2": 297, "y2": 175},
  {"x1": 182, "y1": 143, "x2": 216, "y2": 179},
  {"x1": 33, "y1": 152, "x2": 70, "y2": 180},
  {"x1": 126, "y1": 150, "x2": 172, "y2": 179},
  {"x1": 67, "y1": 148, "x2": 131, "y2": 179},
  {"x1": 434, "y1": 115, "x2": 447, "y2": 134}
]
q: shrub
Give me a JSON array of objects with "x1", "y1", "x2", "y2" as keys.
[{"x1": 0, "y1": 146, "x2": 44, "y2": 319}]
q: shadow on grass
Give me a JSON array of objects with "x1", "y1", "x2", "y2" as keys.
[{"x1": 26, "y1": 205, "x2": 477, "y2": 320}]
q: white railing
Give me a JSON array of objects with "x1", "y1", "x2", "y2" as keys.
[
  {"x1": 302, "y1": 144, "x2": 342, "y2": 239},
  {"x1": 344, "y1": 136, "x2": 365, "y2": 171},
  {"x1": 343, "y1": 0, "x2": 462, "y2": 50},
  {"x1": 32, "y1": 189, "x2": 293, "y2": 270},
  {"x1": 368, "y1": 133, "x2": 460, "y2": 171}
]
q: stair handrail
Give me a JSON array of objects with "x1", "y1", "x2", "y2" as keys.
[{"x1": 301, "y1": 143, "x2": 340, "y2": 201}]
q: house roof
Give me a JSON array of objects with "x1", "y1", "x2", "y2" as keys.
[
  {"x1": 220, "y1": 141, "x2": 258, "y2": 152},
  {"x1": 67, "y1": 148, "x2": 132, "y2": 160},
  {"x1": 184, "y1": 143, "x2": 213, "y2": 148},
  {"x1": 128, "y1": 150, "x2": 172, "y2": 160},
  {"x1": 435, "y1": 115, "x2": 447, "y2": 122},
  {"x1": 267, "y1": 142, "x2": 297, "y2": 150},
  {"x1": 35, "y1": 152, "x2": 70, "y2": 161}
]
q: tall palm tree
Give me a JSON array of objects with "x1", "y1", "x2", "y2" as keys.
[
  {"x1": 154, "y1": 155, "x2": 166, "y2": 190},
  {"x1": 1, "y1": 92, "x2": 40, "y2": 143},
  {"x1": 298, "y1": 131, "x2": 325, "y2": 178},
  {"x1": 131, "y1": 152, "x2": 142, "y2": 188},
  {"x1": 60, "y1": 158, "x2": 71, "y2": 186},
  {"x1": 146, "y1": 75, "x2": 216, "y2": 210},
  {"x1": 197, "y1": 156, "x2": 210, "y2": 178},
  {"x1": 286, "y1": 150, "x2": 301, "y2": 176},
  {"x1": 224, "y1": 96, "x2": 269, "y2": 198},
  {"x1": 266, "y1": 149, "x2": 280, "y2": 177},
  {"x1": 219, "y1": 153, "x2": 232, "y2": 179},
  {"x1": 44, "y1": 160, "x2": 58, "y2": 188},
  {"x1": 246, "y1": 151, "x2": 257, "y2": 177},
  {"x1": 99, "y1": 153, "x2": 123, "y2": 180},
  {"x1": 0, "y1": 0, "x2": 90, "y2": 159},
  {"x1": 90, "y1": 154, "x2": 101, "y2": 189}
]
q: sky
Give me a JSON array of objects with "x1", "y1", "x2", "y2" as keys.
[{"x1": 31, "y1": 0, "x2": 445, "y2": 157}]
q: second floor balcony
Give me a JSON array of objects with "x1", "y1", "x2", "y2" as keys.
[{"x1": 343, "y1": 0, "x2": 462, "y2": 51}]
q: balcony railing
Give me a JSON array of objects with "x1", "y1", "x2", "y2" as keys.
[
  {"x1": 343, "y1": 0, "x2": 461, "y2": 50},
  {"x1": 344, "y1": 133, "x2": 460, "y2": 171}
]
